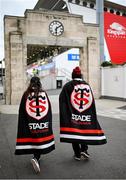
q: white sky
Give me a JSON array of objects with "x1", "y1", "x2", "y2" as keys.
[
  {"x1": 0, "y1": 0, "x2": 38, "y2": 60},
  {"x1": 0, "y1": 0, "x2": 126, "y2": 60},
  {"x1": 107, "y1": 0, "x2": 126, "y2": 5}
]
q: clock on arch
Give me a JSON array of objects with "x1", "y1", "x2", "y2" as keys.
[{"x1": 49, "y1": 20, "x2": 64, "y2": 36}]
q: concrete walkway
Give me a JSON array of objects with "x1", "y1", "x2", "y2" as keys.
[{"x1": 0, "y1": 96, "x2": 126, "y2": 120}]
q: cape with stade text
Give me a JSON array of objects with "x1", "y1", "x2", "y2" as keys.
[
  {"x1": 59, "y1": 79, "x2": 107, "y2": 145},
  {"x1": 15, "y1": 91, "x2": 55, "y2": 155}
]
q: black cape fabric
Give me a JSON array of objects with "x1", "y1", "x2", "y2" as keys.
[
  {"x1": 15, "y1": 91, "x2": 55, "y2": 155},
  {"x1": 59, "y1": 79, "x2": 107, "y2": 145}
]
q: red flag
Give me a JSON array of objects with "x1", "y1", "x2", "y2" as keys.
[{"x1": 104, "y1": 12, "x2": 126, "y2": 64}]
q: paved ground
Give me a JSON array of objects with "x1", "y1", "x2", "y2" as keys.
[
  {"x1": 0, "y1": 113, "x2": 126, "y2": 179},
  {"x1": 0, "y1": 90, "x2": 126, "y2": 179}
]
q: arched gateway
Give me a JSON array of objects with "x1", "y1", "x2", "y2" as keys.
[{"x1": 4, "y1": 10, "x2": 100, "y2": 104}]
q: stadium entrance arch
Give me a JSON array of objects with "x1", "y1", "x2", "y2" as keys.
[{"x1": 4, "y1": 10, "x2": 100, "y2": 104}]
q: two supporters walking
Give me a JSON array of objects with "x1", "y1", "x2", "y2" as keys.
[{"x1": 15, "y1": 67, "x2": 107, "y2": 173}]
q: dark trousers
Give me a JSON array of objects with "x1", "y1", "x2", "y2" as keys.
[
  {"x1": 33, "y1": 152, "x2": 41, "y2": 161},
  {"x1": 72, "y1": 142, "x2": 88, "y2": 157}
]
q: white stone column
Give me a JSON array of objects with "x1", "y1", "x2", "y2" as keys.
[
  {"x1": 87, "y1": 37, "x2": 100, "y2": 98},
  {"x1": 10, "y1": 32, "x2": 25, "y2": 104},
  {"x1": 80, "y1": 47, "x2": 88, "y2": 82},
  {"x1": 4, "y1": 34, "x2": 11, "y2": 104}
]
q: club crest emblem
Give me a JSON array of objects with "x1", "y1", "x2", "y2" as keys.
[
  {"x1": 26, "y1": 92, "x2": 49, "y2": 120},
  {"x1": 71, "y1": 84, "x2": 93, "y2": 112}
]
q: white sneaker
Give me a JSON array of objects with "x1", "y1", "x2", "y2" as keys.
[
  {"x1": 74, "y1": 155, "x2": 81, "y2": 161},
  {"x1": 31, "y1": 158, "x2": 40, "y2": 173},
  {"x1": 81, "y1": 151, "x2": 90, "y2": 159}
]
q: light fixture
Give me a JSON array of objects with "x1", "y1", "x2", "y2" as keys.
[
  {"x1": 90, "y1": 3, "x2": 94, "y2": 8},
  {"x1": 116, "y1": 11, "x2": 120, "y2": 15},
  {"x1": 75, "y1": 0, "x2": 80, "y2": 5},
  {"x1": 110, "y1": 9, "x2": 114, "y2": 13},
  {"x1": 83, "y1": 1, "x2": 87, "y2": 7},
  {"x1": 104, "y1": 7, "x2": 108, "y2": 12}
]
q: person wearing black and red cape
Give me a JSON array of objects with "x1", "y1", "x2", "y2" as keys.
[
  {"x1": 15, "y1": 76, "x2": 55, "y2": 173},
  {"x1": 59, "y1": 66, "x2": 107, "y2": 161}
]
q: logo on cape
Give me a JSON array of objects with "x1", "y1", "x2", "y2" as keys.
[
  {"x1": 26, "y1": 92, "x2": 49, "y2": 120},
  {"x1": 71, "y1": 84, "x2": 93, "y2": 112}
]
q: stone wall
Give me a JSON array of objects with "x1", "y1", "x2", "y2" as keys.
[{"x1": 4, "y1": 10, "x2": 100, "y2": 104}]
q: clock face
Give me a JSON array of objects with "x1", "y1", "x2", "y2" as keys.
[{"x1": 49, "y1": 21, "x2": 64, "y2": 36}]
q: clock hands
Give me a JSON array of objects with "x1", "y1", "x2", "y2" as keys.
[
  {"x1": 49, "y1": 21, "x2": 64, "y2": 36},
  {"x1": 55, "y1": 25, "x2": 63, "y2": 35},
  {"x1": 55, "y1": 24, "x2": 62, "y2": 30}
]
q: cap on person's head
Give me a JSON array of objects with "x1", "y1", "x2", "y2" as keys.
[
  {"x1": 30, "y1": 76, "x2": 41, "y2": 88},
  {"x1": 72, "y1": 66, "x2": 82, "y2": 79},
  {"x1": 30, "y1": 76, "x2": 40, "y2": 84}
]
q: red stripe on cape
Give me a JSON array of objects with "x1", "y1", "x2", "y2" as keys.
[
  {"x1": 16, "y1": 135, "x2": 54, "y2": 143},
  {"x1": 60, "y1": 127, "x2": 104, "y2": 134}
]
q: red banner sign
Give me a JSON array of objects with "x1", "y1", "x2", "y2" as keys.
[{"x1": 104, "y1": 12, "x2": 126, "y2": 64}]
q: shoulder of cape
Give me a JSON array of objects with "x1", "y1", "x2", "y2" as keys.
[
  {"x1": 67, "y1": 80, "x2": 89, "y2": 86},
  {"x1": 62, "y1": 80, "x2": 90, "y2": 91},
  {"x1": 22, "y1": 91, "x2": 49, "y2": 101}
]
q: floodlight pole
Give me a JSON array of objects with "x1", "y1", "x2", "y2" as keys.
[{"x1": 96, "y1": 0, "x2": 104, "y2": 63}]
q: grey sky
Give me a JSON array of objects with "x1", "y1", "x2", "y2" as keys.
[{"x1": 0, "y1": 0, "x2": 126, "y2": 60}]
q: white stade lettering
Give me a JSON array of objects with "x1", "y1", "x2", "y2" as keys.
[
  {"x1": 28, "y1": 122, "x2": 49, "y2": 130},
  {"x1": 72, "y1": 114, "x2": 91, "y2": 122}
]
